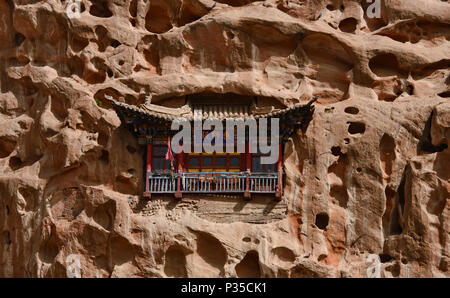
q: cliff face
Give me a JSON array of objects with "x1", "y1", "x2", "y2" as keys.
[{"x1": 0, "y1": 0, "x2": 449, "y2": 278}]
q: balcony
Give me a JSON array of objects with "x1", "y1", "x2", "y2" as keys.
[{"x1": 145, "y1": 171, "x2": 280, "y2": 198}]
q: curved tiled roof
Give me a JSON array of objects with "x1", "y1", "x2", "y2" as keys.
[{"x1": 104, "y1": 95, "x2": 317, "y2": 121}]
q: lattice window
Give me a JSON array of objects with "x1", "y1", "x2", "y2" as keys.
[{"x1": 152, "y1": 144, "x2": 176, "y2": 173}]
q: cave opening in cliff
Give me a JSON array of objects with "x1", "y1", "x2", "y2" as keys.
[{"x1": 105, "y1": 93, "x2": 316, "y2": 200}]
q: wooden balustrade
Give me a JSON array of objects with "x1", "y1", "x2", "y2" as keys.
[{"x1": 147, "y1": 172, "x2": 278, "y2": 195}]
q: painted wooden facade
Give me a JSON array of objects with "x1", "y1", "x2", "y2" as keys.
[{"x1": 104, "y1": 94, "x2": 316, "y2": 200}]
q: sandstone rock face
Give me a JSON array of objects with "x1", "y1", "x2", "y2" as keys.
[{"x1": 0, "y1": 0, "x2": 449, "y2": 278}]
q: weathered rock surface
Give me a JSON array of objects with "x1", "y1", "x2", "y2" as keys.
[{"x1": 0, "y1": 0, "x2": 449, "y2": 277}]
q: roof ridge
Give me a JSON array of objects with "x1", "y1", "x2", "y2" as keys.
[{"x1": 104, "y1": 95, "x2": 317, "y2": 121}]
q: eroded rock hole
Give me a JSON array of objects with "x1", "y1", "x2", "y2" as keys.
[
  {"x1": 70, "y1": 34, "x2": 89, "y2": 52},
  {"x1": 386, "y1": 263, "x2": 400, "y2": 277},
  {"x1": 331, "y1": 146, "x2": 342, "y2": 156},
  {"x1": 315, "y1": 213, "x2": 329, "y2": 230},
  {"x1": 14, "y1": 33, "x2": 25, "y2": 47},
  {"x1": 382, "y1": 187, "x2": 395, "y2": 237},
  {"x1": 18, "y1": 187, "x2": 35, "y2": 211},
  {"x1": 178, "y1": 1, "x2": 208, "y2": 26},
  {"x1": 369, "y1": 53, "x2": 402, "y2": 77},
  {"x1": 94, "y1": 87, "x2": 121, "y2": 107},
  {"x1": 330, "y1": 185, "x2": 348, "y2": 208},
  {"x1": 419, "y1": 112, "x2": 448, "y2": 153},
  {"x1": 2, "y1": 231, "x2": 11, "y2": 245},
  {"x1": 129, "y1": 0, "x2": 137, "y2": 17},
  {"x1": 110, "y1": 235, "x2": 134, "y2": 266},
  {"x1": 164, "y1": 245, "x2": 188, "y2": 277},
  {"x1": 438, "y1": 90, "x2": 450, "y2": 98},
  {"x1": 126, "y1": 145, "x2": 136, "y2": 154},
  {"x1": 215, "y1": 0, "x2": 258, "y2": 6},
  {"x1": 0, "y1": 138, "x2": 16, "y2": 158},
  {"x1": 328, "y1": 153, "x2": 349, "y2": 208},
  {"x1": 196, "y1": 232, "x2": 227, "y2": 275},
  {"x1": 100, "y1": 150, "x2": 109, "y2": 164},
  {"x1": 397, "y1": 171, "x2": 406, "y2": 215},
  {"x1": 291, "y1": 264, "x2": 320, "y2": 277},
  {"x1": 379, "y1": 253, "x2": 393, "y2": 263},
  {"x1": 272, "y1": 247, "x2": 296, "y2": 263},
  {"x1": 110, "y1": 39, "x2": 121, "y2": 48},
  {"x1": 380, "y1": 134, "x2": 396, "y2": 177},
  {"x1": 95, "y1": 25, "x2": 107, "y2": 39},
  {"x1": 344, "y1": 107, "x2": 359, "y2": 114},
  {"x1": 9, "y1": 156, "x2": 22, "y2": 170},
  {"x1": 89, "y1": 0, "x2": 112, "y2": 18},
  {"x1": 387, "y1": 169, "x2": 408, "y2": 236},
  {"x1": 98, "y1": 132, "x2": 109, "y2": 147},
  {"x1": 389, "y1": 205, "x2": 403, "y2": 236},
  {"x1": 145, "y1": 0, "x2": 173, "y2": 33},
  {"x1": 235, "y1": 251, "x2": 261, "y2": 278},
  {"x1": 85, "y1": 68, "x2": 106, "y2": 84},
  {"x1": 347, "y1": 122, "x2": 366, "y2": 135},
  {"x1": 339, "y1": 18, "x2": 357, "y2": 33},
  {"x1": 38, "y1": 232, "x2": 59, "y2": 264},
  {"x1": 406, "y1": 84, "x2": 414, "y2": 95},
  {"x1": 93, "y1": 200, "x2": 116, "y2": 231}
]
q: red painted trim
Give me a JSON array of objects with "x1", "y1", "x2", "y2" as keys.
[
  {"x1": 244, "y1": 142, "x2": 251, "y2": 199},
  {"x1": 276, "y1": 143, "x2": 283, "y2": 200},
  {"x1": 144, "y1": 143, "x2": 152, "y2": 198},
  {"x1": 147, "y1": 143, "x2": 152, "y2": 172},
  {"x1": 177, "y1": 151, "x2": 184, "y2": 172},
  {"x1": 176, "y1": 146, "x2": 183, "y2": 198},
  {"x1": 246, "y1": 142, "x2": 251, "y2": 171}
]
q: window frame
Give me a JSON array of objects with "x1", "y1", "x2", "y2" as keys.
[
  {"x1": 185, "y1": 153, "x2": 245, "y2": 172},
  {"x1": 152, "y1": 144, "x2": 176, "y2": 174}
]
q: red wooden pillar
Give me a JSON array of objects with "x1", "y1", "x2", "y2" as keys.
[
  {"x1": 143, "y1": 142, "x2": 152, "y2": 198},
  {"x1": 244, "y1": 142, "x2": 251, "y2": 200},
  {"x1": 175, "y1": 147, "x2": 183, "y2": 199},
  {"x1": 275, "y1": 143, "x2": 283, "y2": 200}
]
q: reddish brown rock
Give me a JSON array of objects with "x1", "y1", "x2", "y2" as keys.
[{"x1": 0, "y1": 0, "x2": 448, "y2": 277}]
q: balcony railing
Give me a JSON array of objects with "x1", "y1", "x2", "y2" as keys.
[
  {"x1": 147, "y1": 172, "x2": 279, "y2": 194},
  {"x1": 148, "y1": 174, "x2": 177, "y2": 193},
  {"x1": 182, "y1": 172, "x2": 247, "y2": 193},
  {"x1": 249, "y1": 173, "x2": 278, "y2": 193}
]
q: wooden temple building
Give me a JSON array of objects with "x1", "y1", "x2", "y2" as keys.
[{"x1": 104, "y1": 94, "x2": 316, "y2": 200}]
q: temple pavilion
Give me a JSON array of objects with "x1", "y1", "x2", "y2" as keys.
[{"x1": 104, "y1": 93, "x2": 316, "y2": 200}]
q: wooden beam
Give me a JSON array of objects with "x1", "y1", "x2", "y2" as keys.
[
  {"x1": 175, "y1": 145, "x2": 183, "y2": 199},
  {"x1": 244, "y1": 142, "x2": 251, "y2": 200},
  {"x1": 143, "y1": 142, "x2": 152, "y2": 198},
  {"x1": 275, "y1": 143, "x2": 283, "y2": 200}
]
